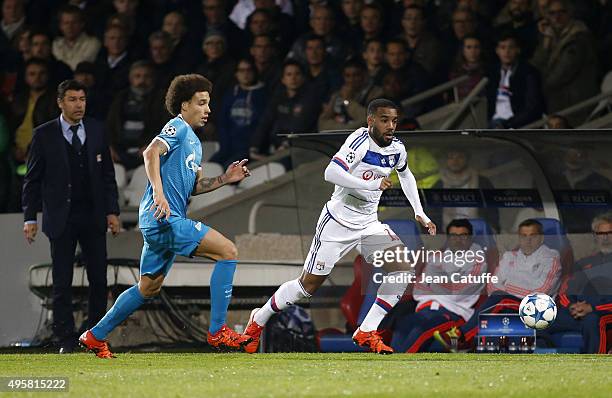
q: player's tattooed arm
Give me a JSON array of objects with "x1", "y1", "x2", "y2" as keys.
[
  {"x1": 192, "y1": 171, "x2": 226, "y2": 195},
  {"x1": 143, "y1": 139, "x2": 171, "y2": 219}
]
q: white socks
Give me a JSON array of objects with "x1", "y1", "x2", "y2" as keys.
[
  {"x1": 254, "y1": 279, "x2": 311, "y2": 326},
  {"x1": 359, "y1": 271, "x2": 408, "y2": 332}
]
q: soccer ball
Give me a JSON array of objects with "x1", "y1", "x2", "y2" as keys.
[{"x1": 519, "y1": 293, "x2": 557, "y2": 330}]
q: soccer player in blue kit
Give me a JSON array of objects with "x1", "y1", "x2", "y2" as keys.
[{"x1": 80, "y1": 74, "x2": 252, "y2": 358}]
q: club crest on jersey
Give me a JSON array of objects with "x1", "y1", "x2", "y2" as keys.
[
  {"x1": 162, "y1": 124, "x2": 177, "y2": 137},
  {"x1": 315, "y1": 261, "x2": 325, "y2": 271},
  {"x1": 185, "y1": 151, "x2": 199, "y2": 172},
  {"x1": 388, "y1": 155, "x2": 396, "y2": 167},
  {"x1": 346, "y1": 152, "x2": 356, "y2": 163}
]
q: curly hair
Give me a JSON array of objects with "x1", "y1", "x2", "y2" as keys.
[{"x1": 164, "y1": 74, "x2": 212, "y2": 116}]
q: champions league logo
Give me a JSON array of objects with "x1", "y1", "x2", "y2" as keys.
[
  {"x1": 346, "y1": 152, "x2": 356, "y2": 164},
  {"x1": 162, "y1": 125, "x2": 177, "y2": 137}
]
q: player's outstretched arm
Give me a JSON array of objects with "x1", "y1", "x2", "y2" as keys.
[
  {"x1": 192, "y1": 159, "x2": 251, "y2": 196},
  {"x1": 397, "y1": 167, "x2": 436, "y2": 235},
  {"x1": 324, "y1": 161, "x2": 389, "y2": 190},
  {"x1": 143, "y1": 139, "x2": 171, "y2": 220}
]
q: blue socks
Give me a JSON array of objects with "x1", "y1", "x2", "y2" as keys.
[
  {"x1": 91, "y1": 285, "x2": 148, "y2": 340},
  {"x1": 209, "y1": 260, "x2": 237, "y2": 334}
]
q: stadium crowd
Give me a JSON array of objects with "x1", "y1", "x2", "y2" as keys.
[{"x1": 1, "y1": 0, "x2": 612, "y2": 212}]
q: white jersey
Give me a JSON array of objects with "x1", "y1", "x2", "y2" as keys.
[{"x1": 327, "y1": 127, "x2": 408, "y2": 228}]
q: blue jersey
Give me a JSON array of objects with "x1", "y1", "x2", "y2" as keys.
[{"x1": 139, "y1": 115, "x2": 202, "y2": 228}]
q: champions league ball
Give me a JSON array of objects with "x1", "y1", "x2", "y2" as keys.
[{"x1": 519, "y1": 293, "x2": 557, "y2": 330}]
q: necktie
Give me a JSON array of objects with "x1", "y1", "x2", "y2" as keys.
[{"x1": 70, "y1": 125, "x2": 82, "y2": 153}]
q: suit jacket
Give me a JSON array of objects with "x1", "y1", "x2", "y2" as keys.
[{"x1": 22, "y1": 116, "x2": 120, "y2": 239}]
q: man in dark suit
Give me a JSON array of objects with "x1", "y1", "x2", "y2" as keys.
[{"x1": 22, "y1": 79, "x2": 121, "y2": 353}]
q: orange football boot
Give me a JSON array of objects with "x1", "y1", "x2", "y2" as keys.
[
  {"x1": 207, "y1": 325, "x2": 252, "y2": 350},
  {"x1": 242, "y1": 308, "x2": 264, "y2": 354},
  {"x1": 79, "y1": 330, "x2": 116, "y2": 358},
  {"x1": 352, "y1": 328, "x2": 394, "y2": 354}
]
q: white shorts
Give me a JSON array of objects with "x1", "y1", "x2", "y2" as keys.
[{"x1": 303, "y1": 207, "x2": 402, "y2": 276}]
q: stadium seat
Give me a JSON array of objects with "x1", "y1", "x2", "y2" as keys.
[
  {"x1": 201, "y1": 161, "x2": 224, "y2": 178},
  {"x1": 384, "y1": 219, "x2": 424, "y2": 249},
  {"x1": 201, "y1": 140, "x2": 220, "y2": 162},
  {"x1": 188, "y1": 185, "x2": 236, "y2": 211},
  {"x1": 124, "y1": 165, "x2": 148, "y2": 206},
  {"x1": 237, "y1": 162, "x2": 286, "y2": 191},
  {"x1": 468, "y1": 218, "x2": 499, "y2": 272},
  {"x1": 532, "y1": 217, "x2": 574, "y2": 274}
]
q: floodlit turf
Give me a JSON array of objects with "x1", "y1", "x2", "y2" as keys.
[{"x1": 0, "y1": 353, "x2": 610, "y2": 398}]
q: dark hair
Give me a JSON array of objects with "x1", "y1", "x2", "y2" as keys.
[
  {"x1": 518, "y1": 219, "x2": 543, "y2": 234},
  {"x1": 304, "y1": 33, "x2": 325, "y2": 46},
  {"x1": 282, "y1": 58, "x2": 305, "y2": 75},
  {"x1": 236, "y1": 56, "x2": 259, "y2": 81},
  {"x1": 361, "y1": 3, "x2": 383, "y2": 17},
  {"x1": 546, "y1": 114, "x2": 573, "y2": 129},
  {"x1": 164, "y1": 74, "x2": 213, "y2": 116},
  {"x1": 130, "y1": 59, "x2": 154, "y2": 73},
  {"x1": 367, "y1": 98, "x2": 398, "y2": 116},
  {"x1": 24, "y1": 57, "x2": 48, "y2": 70},
  {"x1": 74, "y1": 61, "x2": 96, "y2": 76},
  {"x1": 386, "y1": 38, "x2": 407, "y2": 51},
  {"x1": 57, "y1": 79, "x2": 87, "y2": 99},
  {"x1": 496, "y1": 30, "x2": 521, "y2": 47},
  {"x1": 363, "y1": 38, "x2": 383, "y2": 50},
  {"x1": 446, "y1": 219, "x2": 473, "y2": 235},
  {"x1": 58, "y1": 4, "x2": 84, "y2": 20},
  {"x1": 404, "y1": 5, "x2": 425, "y2": 17},
  {"x1": 343, "y1": 56, "x2": 366, "y2": 71}
]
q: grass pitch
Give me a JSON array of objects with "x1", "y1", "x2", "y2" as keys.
[{"x1": 0, "y1": 353, "x2": 610, "y2": 398}]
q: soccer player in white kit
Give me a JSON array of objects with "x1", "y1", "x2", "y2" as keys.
[{"x1": 243, "y1": 99, "x2": 436, "y2": 354}]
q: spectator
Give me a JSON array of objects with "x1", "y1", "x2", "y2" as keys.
[
  {"x1": 22, "y1": 79, "x2": 120, "y2": 354},
  {"x1": 358, "y1": 3, "x2": 385, "y2": 47},
  {"x1": 243, "y1": 3, "x2": 294, "y2": 55},
  {"x1": 28, "y1": 30, "x2": 72, "y2": 88},
  {"x1": 494, "y1": 0, "x2": 539, "y2": 59},
  {"x1": 250, "y1": 59, "x2": 320, "y2": 160},
  {"x1": 337, "y1": 0, "x2": 364, "y2": 51},
  {"x1": 0, "y1": 0, "x2": 26, "y2": 48},
  {"x1": 10, "y1": 58, "x2": 58, "y2": 165},
  {"x1": 530, "y1": 0, "x2": 600, "y2": 122},
  {"x1": 148, "y1": 30, "x2": 183, "y2": 90},
  {"x1": 195, "y1": 30, "x2": 236, "y2": 138},
  {"x1": 436, "y1": 219, "x2": 562, "y2": 351},
  {"x1": 94, "y1": 26, "x2": 131, "y2": 97},
  {"x1": 383, "y1": 38, "x2": 430, "y2": 117},
  {"x1": 430, "y1": 148, "x2": 499, "y2": 232},
  {"x1": 161, "y1": 11, "x2": 199, "y2": 71},
  {"x1": 73, "y1": 62, "x2": 108, "y2": 120},
  {"x1": 444, "y1": 8, "x2": 486, "y2": 66},
  {"x1": 229, "y1": 0, "x2": 294, "y2": 30},
  {"x1": 198, "y1": 0, "x2": 245, "y2": 58},
  {"x1": 109, "y1": 0, "x2": 151, "y2": 57},
  {"x1": 301, "y1": 33, "x2": 341, "y2": 103},
  {"x1": 288, "y1": 5, "x2": 348, "y2": 67},
  {"x1": 361, "y1": 38, "x2": 385, "y2": 85},
  {"x1": 106, "y1": 60, "x2": 166, "y2": 171},
  {"x1": 400, "y1": 5, "x2": 445, "y2": 81},
  {"x1": 392, "y1": 219, "x2": 487, "y2": 352},
  {"x1": 545, "y1": 113, "x2": 572, "y2": 129},
  {"x1": 379, "y1": 70, "x2": 420, "y2": 131},
  {"x1": 448, "y1": 36, "x2": 486, "y2": 100},
  {"x1": 548, "y1": 213, "x2": 612, "y2": 353},
  {"x1": 487, "y1": 32, "x2": 544, "y2": 128},
  {"x1": 318, "y1": 57, "x2": 382, "y2": 131},
  {"x1": 249, "y1": 34, "x2": 282, "y2": 93},
  {"x1": 211, "y1": 57, "x2": 267, "y2": 167},
  {"x1": 52, "y1": 5, "x2": 101, "y2": 71}
]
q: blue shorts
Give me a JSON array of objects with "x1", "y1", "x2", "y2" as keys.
[{"x1": 139, "y1": 217, "x2": 210, "y2": 277}]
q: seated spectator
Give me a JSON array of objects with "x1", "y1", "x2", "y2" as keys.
[
  {"x1": 448, "y1": 36, "x2": 486, "y2": 100},
  {"x1": 211, "y1": 57, "x2": 267, "y2": 168},
  {"x1": 436, "y1": 219, "x2": 562, "y2": 351},
  {"x1": 380, "y1": 70, "x2": 420, "y2": 130},
  {"x1": 301, "y1": 33, "x2": 341, "y2": 103},
  {"x1": 391, "y1": 219, "x2": 487, "y2": 352},
  {"x1": 148, "y1": 30, "x2": 184, "y2": 90},
  {"x1": 430, "y1": 148, "x2": 499, "y2": 232},
  {"x1": 0, "y1": 0, "x2": 26, "y2": 50},
  {"x1": 195, "y1": 30, "x2": 236, "y2": 138},
  {"x1": 94, "y1": 26, "x2": 132, "y2": 97},
  {"x1": 161, "y1": 10, "x2": 199, "y2": 71},
  {"x1": 244, "y1": 6, "x2": 293, "y2": 56},
  {"x1": 250, "y1": 59, "x2": 320, "y2": 160},
  {"x1": 530, "y1": 0, "x2": 600, "y2": 123},
  {"x1": 10, "y1": 58, "x2": 58, "y2": 165},
  {"x1": 198, "y1": 0, "x2": 246, "y2": 58},
  {"x1": 358, "y1": 3, "x2": 385, "y2": 48},
  {"x1": 73, "y1": 62, "x2": 108, "y2": 119},
  {"x1": 108, "y1": 0, "x2": 151, "y2": 57},
  {"x1": 318, "y1": 57, "x2": 382, "y2": 131},
  {"x1": 288, "y1": 5, "x2": 348, "y2": 67},
  {"x1": 361, "y1": 38, "x2": 385, "y2": 86},
  {"x1": 443, "y1": 8, "x2": 480, "y2": 62},
  {"x1": 383, "y1": 38, "x2": 430, "y2": 117},
  {"x1": 494, "y1": 0, "x2": 539, "y2": 59},
  {"x1": 545, "y1": 113, "x2": 572, "y2": 129},
  {"x1": 249, "y1": 34, "x2": 282, "y2": 93},
  {"x1": 230, "y1": 0, "x2": 294, "y2": 31},
  {"x1": 52, "y1": 5, "x2": 101, "y2": 71},
  {"x1": 28, "y1": 30, "x2": 72, "y2": 87},
  {"x1": 549, "y1": 147, "x2": 612, "y2": 233},
  {"x1": 487, "y1": 32, "x2": 544, "y2": 128},
  {"x1": 337, "y1": 0, "x2": 364, "y2": 52},
  {"x1": 106, "y1": 60, "x2": 166, "y2": 171},
  {"x1": 546, "y1": 213, "x2": 612, "y2": 353},
  {"x1": 400, "y1": 5, "x2": 445, "y2": 82}
]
